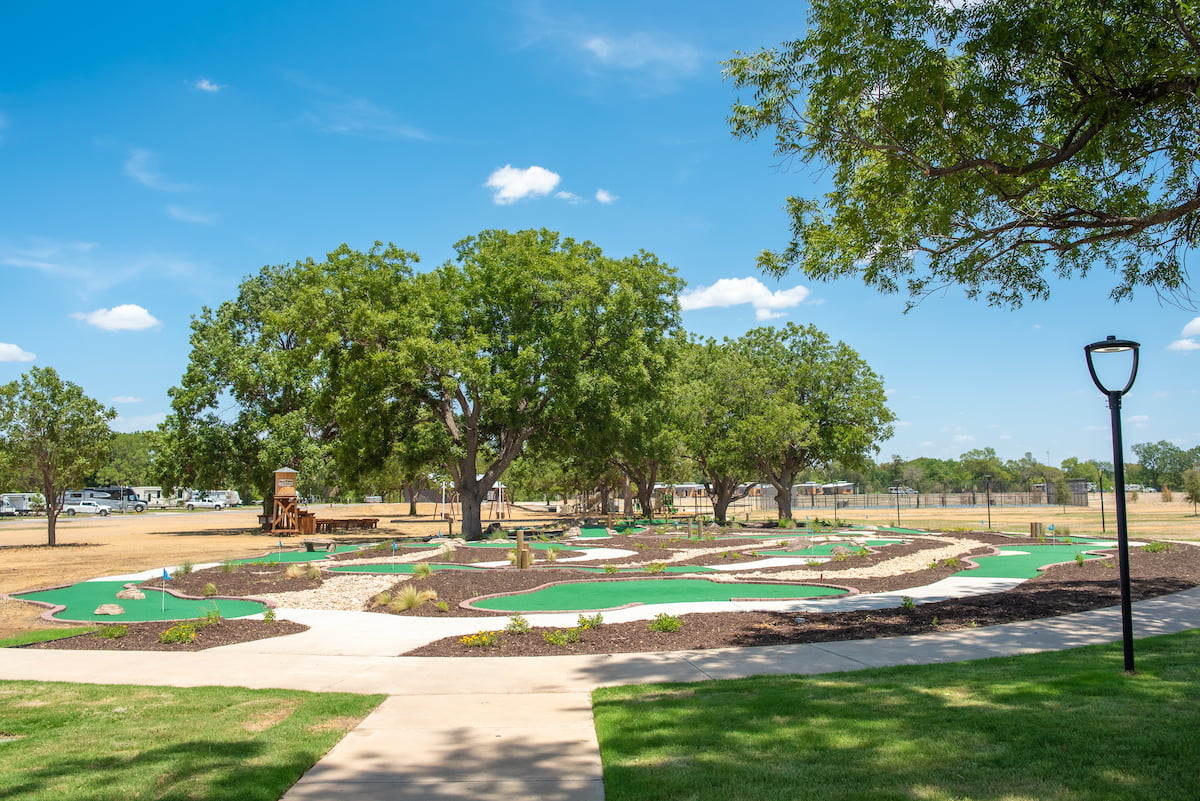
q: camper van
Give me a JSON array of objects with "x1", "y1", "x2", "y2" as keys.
[
  {"x1": 61, "y1": 487, "x2": 147, "y2": 513},
  {"x1": 0, "y1": 493, "x2": 41, "y2": 516}
]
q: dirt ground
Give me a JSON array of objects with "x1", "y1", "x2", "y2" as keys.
[{"x1": 0, "y1": 501, "x2": 543, "y2": 639}]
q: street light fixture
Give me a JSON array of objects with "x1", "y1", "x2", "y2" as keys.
[
  {"x1": 1084, "y1": 335, "x2": 1140, "y2": 674},
  {"x1": 983, "y1": 474, "x2": 992, "y2": 530}
]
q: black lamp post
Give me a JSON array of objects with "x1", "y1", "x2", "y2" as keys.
[
  {"x1": 1084, "y1": 335, "x2": 1140, "y2": 674},
  {"x1": 983, "y1": 474, "x2": 992, "y2": 530}
]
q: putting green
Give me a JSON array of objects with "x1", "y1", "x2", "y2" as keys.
[
  {"x1": 228, "y1": 544, "x2": 370, "y2": 564},
  {"x1": 327, "y1": 563, "x2": 483, "y2": 574},
  {"x1": 468, "y1": 578, "x2": 847, "y2": 612},
  {"x1": 15, "y1": 580, "x2": 267, "y2": 623},
  {"x1": 567, "y1": 565, "x2": 714, "y2": 574},
  {"x1": 954, "y1": 543, "x2": 1108, "y2": 579},
  {"x1": 578, "y1": 526, "x2": 611, "y2": 538},
  {"x1": 759, "y1": 538, "x2": 906, "y2": 557},
  {"x1": 462, "y1": 542, "x2": 584, "y2": 553}
]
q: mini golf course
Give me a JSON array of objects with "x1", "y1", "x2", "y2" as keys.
[{"x1": 8, "y1": 532, "x2": 1124, "y2": 623}]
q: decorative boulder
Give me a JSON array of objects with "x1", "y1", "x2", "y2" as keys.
[
  {"x1": 116, "y1": 588, "x2": 145, "y2": 600},
  {"x1": 94, "y1": 604, "x2": 125, "y2": 615}
]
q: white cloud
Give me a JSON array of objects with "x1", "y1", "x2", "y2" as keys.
[
  {"x1": 485, "y1": 165, "x2": 561, "y2": 205},
  {"x1": 125, "y1": 148, "x2": 192, "y2": 192},
  {"x1": 580, "y1": 32, "x2": 702, "y2": 80},
  {"x1": 71, "y1": 304, "x2": 161, "y2": 331},
  {"x1": 167, "y1": 205, "x2": 217, "y2": 224},
  {"x1": 595, "y1": 188, "x2": 618, "y2": 204},
  {"x1": 952, "y1": 433, "x2": 976, "y2": 443},
  {"x1": 1129, "y1": 414, "x2": 1150, "y2": 424},
  {"x1": 679, "y1": 277, "x2": 811, "y2": 321},
  {"x1": 193, "y1": 78, "x2": 222, "y2": 93},
  {"x1": 555, "y1": 191, "x2": 583, "y2": 204},
  {"x1": 1183, "y1": 317, "x2": 1200, "y2": 337},
  {"x1": 113, "y1": 395, "x2": 144, "y2": 404},
  {"x1": 288, "y1": 74, "x2": 428, "y2": 140},
  {"x1": 999, "y1": 432, "x2": 1013, "y2": 440},
  {"x1": 113, "y1": 411, "x2": 168, "y2": 433},
  {"x1": 1167, "y1": 338, "x2": 1200, "y2": 351},
  {"x1": 0, "y1": 342, "x2": 35, "y2": 362}
]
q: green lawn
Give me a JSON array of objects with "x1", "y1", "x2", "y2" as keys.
[
  {"x1": 0, "y1": 628, "x2": 96, "y2": 648},
  {"x1": 594, "y1": 630, "x2": 1200, "y2": 801},
  {"x1": 0, "y1": 681, "x2": 383, "y2": 801}
]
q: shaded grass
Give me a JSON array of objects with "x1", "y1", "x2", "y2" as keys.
[
  {"x1": 0, "y1": 628, "x2": 95, "y2": 648},
  {"x1": 594, "y1": 630, "x2": 1200, "y2": 801},
  {"x1": 0, "y1": 681, "x2": 383, "y2": 801}
]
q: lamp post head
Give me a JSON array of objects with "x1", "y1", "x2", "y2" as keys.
[{"x1": 1084, "y1": 335, "x2": 1140, "y2": 397}]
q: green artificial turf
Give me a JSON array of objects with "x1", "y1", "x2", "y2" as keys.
[
  {"x1": 468, "y1": 577, "x2": 847, "y2": 612},
  {"x1": 594, "y1": 629, "x2": 1200, "y2": 801},
  {"x1": 326, "y1": 563, "x2": 483, "y2": 574},
  {"x1": 0, "y1": 680, "x2": 383, "y2": 801},
  {"x1": 227, "y1": 544, "x2": 368, "y2": 564},
  {"x1": 956, "y1": 543, "x2": 1107, "y2": 579},
  {"x1": 13, "y1": 581, "x2": 268, "y2": 623}
]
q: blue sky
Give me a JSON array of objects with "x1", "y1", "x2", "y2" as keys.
[{"x1": 2, "y1": 1, "x2": 1197, "y2": 466}]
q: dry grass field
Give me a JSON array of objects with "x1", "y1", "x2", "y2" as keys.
[{"x1": 1, "y1": 495, "x2": 1196, "y2": 640}]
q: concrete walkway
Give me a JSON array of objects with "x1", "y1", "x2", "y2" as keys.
[{"x1": 3, "y1": 587, "x2": 1200, "y2": 800}]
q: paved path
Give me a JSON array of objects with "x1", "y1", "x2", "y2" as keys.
[{"x1": 4, "y1": 587, "x2": 1200, "y2": 800}]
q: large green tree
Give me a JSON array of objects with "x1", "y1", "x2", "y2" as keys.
[
  {"x1": 1131, "y1": 440, "x2": 1200, "y2": 489},
  {"x1": 94, "y1": 431, "x2": 157, "y2": 487},
  {"x1": 307, "y1": 230, "x2": 682, "y2": 539},
  {"x1": 725, "y1": 0, "x2": 1200, "y2": 307},
  {"x1": 676, "y1": 338, "x2": 765, "y2": 523},
  {"x1": 728, "y1": 323, "x2": 894, "y2": 521},
  {"x1": 157, "y1": 261, "x2": 349, "y2": 518},
  {"x1": 0, "y1": 367, "x2": 115, "y2": 545}
]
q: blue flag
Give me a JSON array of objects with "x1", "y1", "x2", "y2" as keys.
[
  {"x1": 391, "y1": 541, "x2": 397, "y2": 551},
  {"x1": 162, "y1": 568, "x2": 171, "y2": 581},
  {"x1": 278, "y1": 539, "x2": 283, "y2": 548}
]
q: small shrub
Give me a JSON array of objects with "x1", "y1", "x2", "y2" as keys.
[
  {"x1": 434, "y1": 600, "x2": 450, "y2": 612},
  {"x1": 542, "y1": 627, "x2": 582, "y2": 645},
  {"x1": 806, "y1": 559, "x2": 822, "y2": 567},
  {"x1": 832, "y1": 551, "x2": 849, "y2": 562},
  {"x1": 262, "y1": 608, "x2": 276, "y2": 625},
  {"x1": 173, "y1": 560, "x2": 194, "y2": 577},
  {"x1": 489, "y1": 528, "x2": 509, "y2": 540},
  {"x1": 942, "y1": 557, "x2": 960, "y2": 569},
  {"x1": 646, "y1": 561, "x2": 667, "y2": 574},
  {"x1": 648, "y1": 613, "x2": 682, "y2": 632},
  {"x1": 1075, "y1": 553, "x2": 1087, "y2": 566},
  {"x1": 97, "y1": 624, "x2": 128, "y2": 640},
  {"x1": 372, "y1": 591, "x2": 393, "y2": 607},
  {"x1": 928, "y1": 560, "x2": 940, "y2": 570},
  {"x1": 388, "y1": 585, "x2": 438, "y2": 611},
  {"x1": 159, "y1": 622, "x2": 198, "y2": 644},
  {"x1": 1057, "y1": 526, "x2": 1071, "y2": 538},
  {"x1": 577, "y1": 612, "x2": 603, "y2": 630},
  {"x1": 900, "y1": 596, "x2": 916, "y2": 611},
  {"x1": 220, "y1": 561, "x2": 237, "y2": 574},
  {"x1": 285, "y1": 563, "x2": 311, "y2": 579},
  {"x1": 506, "y1": 549, "x2": 518, "y2": 565},
  {"x1": 1144, "y1": 541, "x2": 1172, "y2": 553},
  {"x1": 202, "y1": 582, "x2": 218, "y2": 597},
  {"x1": 603, "y1": 564, "x2": 620, "y2": 574},
  {"x1": 459, "y1": 630, "x2": 501, "y2": 648},
  {"x1": 856, "y1": 547, "x2": 871, "y2": 556},
  {"x1": 505, "y1": 614, "x2": 532, "y2": 634},
  {"x1": 197, "y1": 608, "x2": 222, "y2": 628},
  {"x1": 413, "y1": 562, "x2": 434, "y2": 579},
  {"x1": 440, "y1": 544, "x2": 457, "y2": 560},
  {"x1": 931, "y1": 617, "x2": 940, "y2": 629},
  {"x1": 1101, "y1": 559, "x2": 1116, "y2": 568}
]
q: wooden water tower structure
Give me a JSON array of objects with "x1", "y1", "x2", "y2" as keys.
[{"x1": 271, "y1": 467, "x2": 300, "y2": 535}]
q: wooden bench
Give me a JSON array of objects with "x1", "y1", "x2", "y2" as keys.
[{"x1": 313, "y1": 518, "x2": 379, "y2": 533}]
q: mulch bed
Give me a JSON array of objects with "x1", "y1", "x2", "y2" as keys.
[
  {"x1": 404, "y1": 543, "x2": 1200, "y2": 656},
  {"x1": 137, "y1": 563, "x2": 324, "y2": 597},
  {"x1": 25, "y1": 618, "x2": 309, "y2": 651}
]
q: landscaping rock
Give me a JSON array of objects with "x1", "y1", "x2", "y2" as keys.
[
  {"x1": 94, "y1": 604, "x2": 125, "y2": 615},
  {"x1": 116, "y1": 588, "x2": 145, "y2": 600}
]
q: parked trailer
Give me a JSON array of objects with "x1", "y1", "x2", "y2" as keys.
[
  {"x1": 1, "y1": 493, "x2": 42, "y2": 516},
  {"x1": 62, "y1": 487, "x2": 147, "y2": 513}
]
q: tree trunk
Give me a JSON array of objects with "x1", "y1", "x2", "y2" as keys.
[
  {"x1": 622, "y1": 475, "x2": 634, "y2": 517},
  {"x1": 406, "y1": 483, "x2": 418, "y2": 516},
  {"x1": 46, "y1": 509, "x2": 57, "y2": 547},
  {"x1": 459, "y1": 484, "x2": 485, "y2": 540}
]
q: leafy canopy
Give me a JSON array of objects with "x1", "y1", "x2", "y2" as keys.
[{"x1": 726, "y1": 0, "x2": 1200, "y2": 307}]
